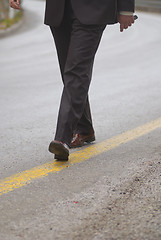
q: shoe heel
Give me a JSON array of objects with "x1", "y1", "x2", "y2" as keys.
[
  {"x1": 49, "y1": 141, "x2": 69, "y2": 161},
  {"x1": 85, "y1": 136, "x2": 95, "y2": 143},
  {"x1": 55, "y1": 155, "x2": 68, "y2": 161}
]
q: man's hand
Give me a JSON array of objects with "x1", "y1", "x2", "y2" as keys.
[
  {"x1": 118, "y1": 14, "x2": 134, "y2": 32},
  {"x1": 9, "y1": 0, "x2": 21, "y2": 10}
]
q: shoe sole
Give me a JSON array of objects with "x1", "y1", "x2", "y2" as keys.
[
  {"x1": 70, "y1": 136, "x2": 96, "y2": 148},
  {"x1": 85, "y1": 136, "x2": 95, "y2": 143},
  {"x1": 49, "y1": 141, "x2": 69, "y2": 161}
]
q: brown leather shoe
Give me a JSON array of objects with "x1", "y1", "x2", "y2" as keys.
[
  {"x1": 70, "y1": 132, "x2": 95, "y2": 148},
  {"x1": 48, "y1": 140, "x2": 69, "y2": 161}
]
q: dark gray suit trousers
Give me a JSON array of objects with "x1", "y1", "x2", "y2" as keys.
[{"x1": 50, "y1": 0, "x2": 106, "y2": 145}]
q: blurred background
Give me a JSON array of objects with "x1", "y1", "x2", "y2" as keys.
[
  {"x1": 0, "y1": 0, "x2": 23, "y2": 30},
  {"x1": 136, "y1": 0, "x2": 161, "y2": 12}
]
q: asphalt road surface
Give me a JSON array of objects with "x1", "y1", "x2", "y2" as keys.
[{"x1": 0, "y1": 1, "x2": 161, "y2": 239}]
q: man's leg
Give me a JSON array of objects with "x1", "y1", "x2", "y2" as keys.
[
  {"x1": 75, "y1": 96, "x2": 94, "y2": 135},
  {"x1": 50, "y1": 8, "x2": 72, "y2": 82},
  {"x1": 54, "y1": 18, "x2": 106, "y2": 146},
  {"x1": 50, "y1": 23, "x2": 94, "y2": 138}
]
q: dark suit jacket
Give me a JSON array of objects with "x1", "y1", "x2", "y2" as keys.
[{"x1": 44, "y1": 0, "x2": 135, "y2": 27}]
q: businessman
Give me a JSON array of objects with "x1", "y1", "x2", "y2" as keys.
[{"x1": 9, "y1": 0, "x2": 135, "y2": 161}]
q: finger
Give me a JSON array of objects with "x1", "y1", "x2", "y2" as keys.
[
  {"x1": 124, "y1": 23, "x2": 129, "y2": 29},
  {"x1": 14, "y1": 1, "x2": 20, "y2": 8},
  {"x1": 16, "y1": 0, "x2": 20, "y2": 6},
  {"x1": 128, "y1": 22, "x2": 132, "y2": 27},
  {"x1": 129, "y1": 17, "x2": 134, "y2": 24},
  {"x1": 120, "y1": 24, "x2": 124, "y2": 32}
]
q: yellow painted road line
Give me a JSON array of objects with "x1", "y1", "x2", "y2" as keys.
[{"x1": 1, "y1": 117, "x2": 161, "y2": 196}]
